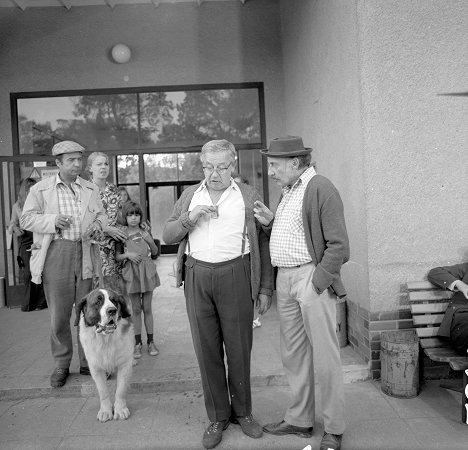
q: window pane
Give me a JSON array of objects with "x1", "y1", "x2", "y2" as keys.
[
  {"x1": 178, "y1": 153, "x2": 203, "y2": 181},
  {"x1": 144, "y1": 154, "x2": 177, "y2": 182},
  {"x1": 123, "y1": 185, "x2": 140, "y2": 205},
  {"x1": 16, "y1": 86, "x2": 262, "y2": 154},
  {"x1": 17, "y1": 94, "x2": 138, "y2": 154},
  {"x1": 148, "y1": 186, "x2": 176, "y2": 243},
  {"x1": 238, "y1": 149, "x2": 264, "y2": 201},
  {"x1": 140, "y1": 89, "x2": 261, "y2": 148},
  {"x1": 117, "y1": 154, "x2": 139, "y2": 183}
]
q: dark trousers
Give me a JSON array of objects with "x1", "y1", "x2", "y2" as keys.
[
  {"x1": 450, "y1": 309, "x2": 468, "y2": 355},
  {"x1": 18, "y1": 243, "x2": 47, "y2": 311},
  {"x1": 184, "y1": 255, "x2": 254, "y2": 422},
  {"x1": 42, "y1": 240, "x2": 91, "y2": 369}
]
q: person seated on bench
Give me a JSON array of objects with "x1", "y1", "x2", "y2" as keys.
[{"x1": 428, "y1": 263, "x2": 468, "y2": 355}]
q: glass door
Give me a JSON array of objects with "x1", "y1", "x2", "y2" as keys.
[{"x1": 147, "y1": 182, "x2": 199, "y2": 254}]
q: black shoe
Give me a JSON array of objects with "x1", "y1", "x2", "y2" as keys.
[
  {"x1": 230, "y1": 414, "x2": 263, "y2": 438},
  {"x1": 202, "y1": 420, "x2": 229, "y2": 449},
  {"x1": 320, "y1": 432, "x2": 343, "y2": 450},
  {"x1": 79, "y1": 366, "x2": 91, "y2": 376},
  {"x1": 263, "y1": 420, "x2": 313, "y2": 438},
  {"x1": 35, "y1": 304, "x2": 47, "y2": 310},
  {"x1": 50, "y1": 368, "x2": 69, "y2": 388},
  {"x1": 20, "y1": 305, "x2": 30, "y2": 312}
]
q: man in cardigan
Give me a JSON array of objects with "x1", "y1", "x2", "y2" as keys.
[
  {"x1": 254, "y1": 136, "x2": 350, "y2": 450},
  {"x1": 428, "y1": 263, "x2": 468, "y2": 354},
  {"x1": 163, "y1": 140, "x2": 274, "y2": 449}
]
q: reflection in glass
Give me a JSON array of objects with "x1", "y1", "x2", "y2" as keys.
[
  {"x1": 17, "y1": 94, "x2": 138, "y2": 154},
  {"x1": 148, "y1": 186, "x2": 176, "y2": 243},
  {"x1": 123, "y1": 185, "x2": 140, "y2": 205},
  {"x1": 238, "y1": 149, "x2": 264, "y2": 201},
  {"x1": 178, "y1": 153, "x2": 203, "y2": 181},
  {"x1": 141, "y1": 89, "x2": 261, "y2": 148},
  {"x1": 117, "y1": 155, "x2": 139, "y2": 183},
  {"x1": 17, "y1": 88, "x2": 261, "y2": 154},
  {"x1": 143, "y1": 153, "x2": 203, "y2": 183},
  {"x1": 144, "y1": 154, "x2": 177, "y2": 182}
]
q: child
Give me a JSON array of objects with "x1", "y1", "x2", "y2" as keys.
[{"x1": 116, "y1": 202, "x2": 160, "y2": 358}]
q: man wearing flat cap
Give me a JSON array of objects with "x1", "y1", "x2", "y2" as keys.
[
  {"x1": 21, "y1": 140, "x2": 107, "y2": 388},
  {"x1": 254, "y1": 136, "x2": 349, "y2": 450}
]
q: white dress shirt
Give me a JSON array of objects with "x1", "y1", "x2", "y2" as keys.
[{"x1": 187, "y1": 179, "x2": 249, "y2": 263}]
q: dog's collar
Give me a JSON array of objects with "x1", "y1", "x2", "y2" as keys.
[{"x1": 95, "y1": 323, "x2": 117, "y2": 334}]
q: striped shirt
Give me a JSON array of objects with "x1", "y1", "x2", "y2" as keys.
[
  {"x1": 55, "y1": 175, "x2": 82, "y2": 241},
  {"x1": 270, "y1": 167, "x2": 316, "y2": 267}
]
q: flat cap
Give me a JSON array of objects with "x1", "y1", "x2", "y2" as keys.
[{"x1": 52, "y1": 141, "x2": 85, "y2": 156}]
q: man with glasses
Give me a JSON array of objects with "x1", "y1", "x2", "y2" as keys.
[{"x1": 163, "y1": 139, "x2": 274, "y2": 449}]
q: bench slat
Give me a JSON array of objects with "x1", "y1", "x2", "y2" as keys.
[
  {"x1": 415, "y1": 327, "x2": 439, "y2": 338},
  {"x1": 449, "y1": 359, "x2": 468, "y2": 371},
  {"x1": 412, "y1": 314, "x2": 445, "y2": 326},
  {"x1": 408, "y1": 291, "x2": 453, "y2": 302},
  {"x1": 424, "y1": 347, "x2": 460, "y2": 362},
  {"x1": 406, "y1": 281, "x2": 439, "y2": 290},
  {"x1": 419, "y1": 337, "x2": 451, "y2": 349},
  {"x1": 411, "y1": 303, "x2": 448, "y2": 314}
]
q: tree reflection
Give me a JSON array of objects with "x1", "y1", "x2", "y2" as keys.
[{"x1": 17, "y1": 87, "x2": 261, "y2": 156}]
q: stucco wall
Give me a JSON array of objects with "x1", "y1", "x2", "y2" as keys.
[
  {"x1": 0, "y1": 0, "x2": 285, "y2": 154},
  {"x1": 279, "y1": 0, "x2": 369, "y2": 309},
  {"x1": 280, "y1": 0, "x2": 468, "y2": 312},
  {"x1": 358, "y1": 0, "x2": 468, "y2": 311}
]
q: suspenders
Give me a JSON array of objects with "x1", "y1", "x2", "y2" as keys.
[{"x1": 187, "y1": 219, "x2": 248, "y2": 258}]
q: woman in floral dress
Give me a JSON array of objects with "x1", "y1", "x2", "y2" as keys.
[{"x1": 86, "y1": 152, "x2": 128, "y2": 287}]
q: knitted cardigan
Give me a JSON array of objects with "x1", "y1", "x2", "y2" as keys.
[
  {"x1": 302, "y1": 175, "x2": 350, "y2": 296},
  {"x1": 162, "y1": 182, "x2": 274, "y2": 300}
]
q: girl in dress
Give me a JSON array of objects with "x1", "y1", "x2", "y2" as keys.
[{"x1": 116, "y1": 202, "x2": 160, "y2": 358}]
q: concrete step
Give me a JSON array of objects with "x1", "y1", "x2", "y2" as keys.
[{"x1": 0, "y1": 346, "x2": 369, "y2": 401}]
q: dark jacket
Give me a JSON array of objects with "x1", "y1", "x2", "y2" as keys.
[{"x1": 427, "y1": 262, "x2": 468, "y2": 338}]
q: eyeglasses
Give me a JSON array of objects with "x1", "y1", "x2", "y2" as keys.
[{"x1": 202, "y1": 162, "x2": 232, "y2": 175}]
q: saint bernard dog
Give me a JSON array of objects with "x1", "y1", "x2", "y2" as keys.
[{"x1": 75, "y1": 288, "x2": 134, "y2": 422}]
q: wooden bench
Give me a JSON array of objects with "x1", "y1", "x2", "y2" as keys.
[{"x1": 407, "y1": 281, "x2": 468, "y2": 424}]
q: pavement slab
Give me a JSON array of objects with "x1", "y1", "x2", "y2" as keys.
[
  {"x1": 0, "y1": 264, "x2": 370, "y2": 401},
  {"x1": 1, "y1": 383, "x2": 467, "y2": 450}
]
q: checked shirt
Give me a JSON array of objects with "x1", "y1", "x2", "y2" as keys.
[{"x1": 270, "y1": 167, "x2": 316, "y2": 268}]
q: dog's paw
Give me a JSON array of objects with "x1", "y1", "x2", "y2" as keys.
[
  {"x1": 113, "y1": 406, "x2": 130, "y2": 420},
  {"x1": 97, "y1": 408, "x2": 113, "y2": 422},
  {"x1": 132, "y1": 358, "x2": 138, "y2": 366}
]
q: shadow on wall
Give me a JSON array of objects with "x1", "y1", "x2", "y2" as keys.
[{"x1": 341, "y1": 261, "x2": 369, "y2": 308}]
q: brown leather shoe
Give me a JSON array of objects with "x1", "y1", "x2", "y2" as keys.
[
  {"x1": 263, "y1": 420, "x2": 313, "y2": 438},
  {"x1": 50, "y1": 368, "x2": 69, "y2": 388},
  {"x1": 202, "y1": 420, "x2": 229, "y2": 449},
  {"x1": 230, "y1": 414, "x2": 263, "y2": 438}
]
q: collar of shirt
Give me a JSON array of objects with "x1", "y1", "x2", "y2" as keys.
[
  {"x1": 54, "y1": 174, "x2": 83, "y2": 190},
  {"x1": 194, "y1": 178, "x2": 240, "y2": 195},
  {"x1": 282, "y1": 166, "x2": 317, "y2": 195}
]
